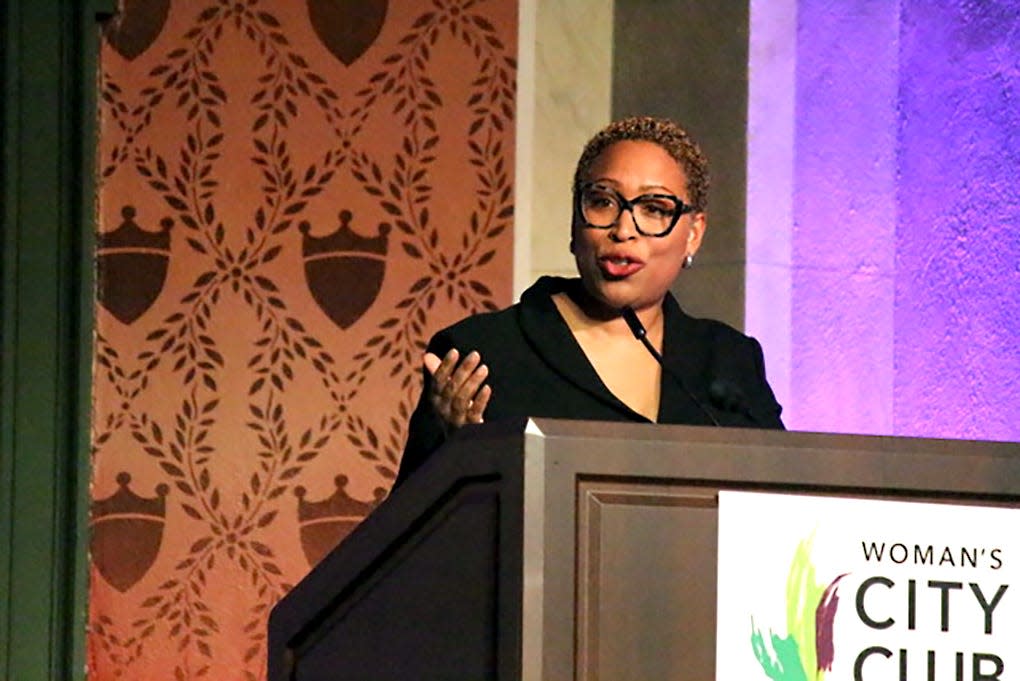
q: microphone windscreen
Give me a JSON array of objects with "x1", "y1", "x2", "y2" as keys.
[
  {"x1": 709, "y1": 379, "x2": 746, "y2": 413},
  {"x1": 620, "y1": 307, "x2": 646, "y2": 339}
]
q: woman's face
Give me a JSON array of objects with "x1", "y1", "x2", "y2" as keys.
[{"x1": 571, "y1": 140, "x2": 706, "y2": 314}]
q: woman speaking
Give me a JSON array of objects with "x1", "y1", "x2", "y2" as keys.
[{"x1": 396, "y1": 116, "x2": 783, "y2": 485}]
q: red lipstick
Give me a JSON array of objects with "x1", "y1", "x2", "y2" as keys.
[{"x1": 598, "y1": 255, "x2": 644, "y2": 278}]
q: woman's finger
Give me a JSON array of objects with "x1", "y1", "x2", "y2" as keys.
[
  {"x1": 443, "y1": 351, "x2": 480, "y2": 401},
  {"x1": 429, "y1": 350, "x2": 462, "y2": 407},
  {"x1": 450, "y1": 363, "x2": 487, "y2": 419},
  {"x1": 423, "y1": 352, "x2": 443, "y2": 376},
  {"x1": 466, "y1": 384, "x2": 492, "y2": 423},
  {"x1": 458, "y1": 363, "x2": 488, "y2": 405},
  {"x1": 430, "y1": 348, "x2": 460, "y2": 386}
]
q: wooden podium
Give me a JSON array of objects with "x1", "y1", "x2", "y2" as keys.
[{"x1": 267, "y1": 418, "x2": 1020, "y2": 680}]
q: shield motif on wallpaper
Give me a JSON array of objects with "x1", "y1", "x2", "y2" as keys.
[
  {"x1": 301, "y1": 211, "x2": 390, "y2": 329},
  {"x1": 90, "y1": 472, "x2": 170, "y2": 592},
  {"x1": 103, "y1": 0, "x2": 171, "y2": 61},
  {"x1": 308, "y1": 0, "x2": 388, "y2": 66},
  {"x1": 97, "y1": 207, "x2": 172, "y2": 325},
  {"x1": 294, "y1": 475, "x2": 386, "y2": 566}
]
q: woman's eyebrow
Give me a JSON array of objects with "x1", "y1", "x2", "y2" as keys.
[{"x1": 590, "y1": 178, "x2": 678, "y2": 195}]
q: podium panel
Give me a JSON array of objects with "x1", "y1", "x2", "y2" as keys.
[
  {"x1": 268, "y1": 419, "x2": 1020, "y2": 680},
  {"x1": 575, "y1": 483, "x2": 717, "y2": 680}
]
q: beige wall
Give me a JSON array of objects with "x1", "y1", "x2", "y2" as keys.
[{"x1": 516, "y1": 0, "x2": 614, "y2": 296}]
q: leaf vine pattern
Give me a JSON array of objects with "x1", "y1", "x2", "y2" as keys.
[{"x1": 90, "y1": 1, "x2": 515, "y2": 679}]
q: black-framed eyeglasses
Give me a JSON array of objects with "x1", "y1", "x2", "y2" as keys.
[{"x1": 575, "y1": 182, "x2": 696, "y2": 238}]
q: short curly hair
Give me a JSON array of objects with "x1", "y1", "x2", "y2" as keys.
[{"x1": 572, "y1": 116, "x2": 710, "y2": 212}]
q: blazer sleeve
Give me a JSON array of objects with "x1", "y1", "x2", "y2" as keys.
[
  {"x1": 744, "y1": 336, "x2": 785, "y2": 429},
  {"x1": 393, "y1": 331, "x2": 456, "y2": 487}
]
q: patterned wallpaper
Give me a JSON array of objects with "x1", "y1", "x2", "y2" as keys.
[{"x1": 88, "y1": 1, "x2": 516, "y2": 678}]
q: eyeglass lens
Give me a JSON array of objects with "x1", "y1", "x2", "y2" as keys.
[{"x1": 579, "y1": 185, "x2": 681, "y2": 236}]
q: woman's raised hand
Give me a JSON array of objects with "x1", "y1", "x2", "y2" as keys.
[{"x1": 424, "y1": 348, "x2": 492, "y2": 432}]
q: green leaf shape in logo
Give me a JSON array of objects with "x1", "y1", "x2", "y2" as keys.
[
  {"x1": 750, "y1": 622, "x2": 808, "y2": 681},
  {"x1": 749, "y1": 533, "x2": 846, "y2": 681}
]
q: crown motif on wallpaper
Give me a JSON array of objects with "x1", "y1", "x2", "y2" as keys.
[
  {"x1": 299, "y1": 209, "x2": 390, "y2": 257},
  {"x1": 98, "y1": 205, "x2": 173, "y2": 252},
  {"x1": 293, "y1": 475, "x2": 387, "y2": 566},
  {"x1": 91, "y1": 471, "x2": 170, "y2": 518},
  {"x1": 308, "y1": 0, "x2": 387, "y2": 66},
  {"x1": 90, "y1": 472, "x2": 170, "y2": 592},
  {"x1": 96, "y1": 205, "x2": 174, "y2": 325},
  {"x1": 294, "y1": 474, "x2": 386, "y2": 523},
  {"x1": 103, "y1": 0, "x2": 170, "y2": 61},
  {"x1": 300, "y1": 210, "x2": 391, "y2": 329}
]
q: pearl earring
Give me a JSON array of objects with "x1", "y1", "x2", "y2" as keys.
[{"x1": 682, "y1": 254, "x2": 694, "y2": 269}]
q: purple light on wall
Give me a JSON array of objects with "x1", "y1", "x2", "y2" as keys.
[
  {"x1": 748, "y1": 0, "x2": 1020, "y2": 441},
  {"x1": 894, "y1": 0, "x2": 1020, "y2": 440},
  {"x1": 789, "y1": 0, "x2": 900, "y2": 436}
]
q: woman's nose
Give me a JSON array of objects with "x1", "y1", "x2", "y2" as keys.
[{"x1": 608, "y1": 207, "x2": 639, "y2": 241}]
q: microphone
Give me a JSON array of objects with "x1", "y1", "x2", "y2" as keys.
[
  {"x1": 620, "y1": 307, "x2": 720, "y2": 427},
  {"x1": 708, "y1": 378, "x2": 758, "y2": 424},
  {"x1": 621, "y1": 305, "x2": 648, "y2": 341}
]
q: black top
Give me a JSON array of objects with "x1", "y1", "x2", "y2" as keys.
[{"x1": 395, "y1": 276, "x2": 783, "y2": 485}]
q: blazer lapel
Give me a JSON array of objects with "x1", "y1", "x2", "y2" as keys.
[
  {"x1": 658, "y1": 294, "x2": 717, "y2": 425},
  {"x1": 517, "y1": 277, "x2": 639, "y2": 416}
]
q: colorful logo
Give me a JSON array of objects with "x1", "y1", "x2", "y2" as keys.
[{"x1": 750, "y1": 534, "x2": 847, "y2": 681}]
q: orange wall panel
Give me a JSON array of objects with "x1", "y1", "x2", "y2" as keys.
[{"x1": 89, "y1": 1, "x2": 516, "y2": 678}]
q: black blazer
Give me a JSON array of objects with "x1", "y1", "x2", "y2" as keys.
[{"x1": 395, "y1": 276, "x2": 783, "y2": 485}]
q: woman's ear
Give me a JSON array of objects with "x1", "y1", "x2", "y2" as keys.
[
  {"x1": 686, "y1": 212, "x2": 707, "y2": 256},
  {"x1": 569, "y1": 213, "x2": 582, "y2": 254}
]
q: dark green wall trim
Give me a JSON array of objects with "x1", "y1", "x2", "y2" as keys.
[
  {"x1": 1, "y1": 2, "x2": 99, "y2": 680},
  {"x1": 613, "y1": 1, "x2": 751, "y2": 330}
]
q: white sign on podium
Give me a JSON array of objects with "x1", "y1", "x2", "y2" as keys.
[{"x1": 717, "y1": 491, "x2": 1018, "y2": 681}]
